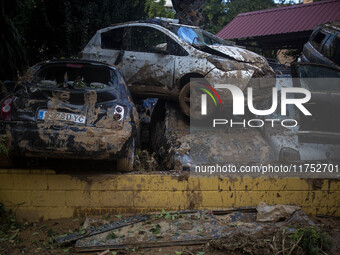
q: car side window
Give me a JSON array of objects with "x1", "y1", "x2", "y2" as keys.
[
  {"x1": 130, "y1": 26, "x2": 187, "y2": 56},
  {"x1": 322, "y1": 36, "x2": 334, "y2": 58},
  {"x1": 131, "y1": 26, "x2": 166, "y2": 53},
  {"x1": 202, "y1": 33, "x2": 220, "y2": 45},
  {"x1": 331, "y1": 37, "x2": 340, "y2": 66},
  {"x1": 101, "y1": 28, "x2": 125, "y2": 50},
  {"x1": 311, "y1": 31, "x2": 327, "y2": 50},
  {"x1": 166, "y1": 37, "x2": 188, "y2": 56}
]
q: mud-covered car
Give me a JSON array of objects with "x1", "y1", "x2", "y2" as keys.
[
  {"x1": 81, "y1": 19, "x2": 275, "y2": 116},
  {"x1": 300, "y1": 21, "x2": 340, "y2": 70},
  {"x1": 0, "y1": 59, "x2": 139, "y2": 171},
  {"x1": 264, "y1": 62, "x2": 340, "y2": 163}
]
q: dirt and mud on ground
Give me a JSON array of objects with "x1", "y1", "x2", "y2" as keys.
[{"x1": 1, "y1": 203, "x2": 340, "y2": 255}]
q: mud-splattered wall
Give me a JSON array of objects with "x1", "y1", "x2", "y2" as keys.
[{"x1": 0, "y1": 170, "x2": 339, "y2": 221}]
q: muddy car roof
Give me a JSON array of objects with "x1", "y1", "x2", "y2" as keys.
[
  {"x1": 39, "y1": 59, "x2": 115, "y2": 67},
  {"x1": 109, "y1": 19, "x2": 200, "y2": 30},
  {"x1": 318, "y1": 21, "x2": 340, "y2": 33},
  {"x1": 32, "y1": 59, "x2": 118, "y2": 71}
]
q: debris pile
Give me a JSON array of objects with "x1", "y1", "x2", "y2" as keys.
[{"x1": 51, "y1": 204, "x2": 333, "y2": 254}]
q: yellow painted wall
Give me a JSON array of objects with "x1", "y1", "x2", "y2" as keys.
[{"x1": 0, "y1": 169, "x2": 339, "y2": 221}]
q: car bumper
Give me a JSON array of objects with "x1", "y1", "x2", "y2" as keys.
[{"x1": 0, "y1": 120, "x2": 133, "y2": 160}]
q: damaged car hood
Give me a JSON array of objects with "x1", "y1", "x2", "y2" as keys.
[{"x1": 207, "y1": 45, "x2": 266, "y2": 64}]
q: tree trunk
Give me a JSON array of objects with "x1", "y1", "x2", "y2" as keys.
[{"x1": 171, "y1": 0, "x2": 206, "y2": 27}]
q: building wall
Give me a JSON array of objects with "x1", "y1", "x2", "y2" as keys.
[{"x1": 0, "y1": 169, "x2": 339, "y2": 221}]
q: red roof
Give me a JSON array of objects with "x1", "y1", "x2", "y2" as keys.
[{"x1": 217, "y1": 0, "x2": 340, "y2": 40}]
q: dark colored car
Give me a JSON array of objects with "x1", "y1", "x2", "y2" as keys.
[
  {"x1": 262, "y1": 62, "x2": 340, "y2": 163},
  {"x1": 291, "y1": 62, "x2": 340, "y2": 145},
  {"x1": 0, "y1": 59, "x2": 139, "y2": 171},
  {"x1": 301, "y1": 21, "x2": 340, "y2": 70}
]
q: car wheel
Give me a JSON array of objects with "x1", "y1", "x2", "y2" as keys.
[
  {"x1": 179, "y1": 82, "x2": 191, "y2": 117},
  {"x1": 116, "y1": 138, "x2": 135, "y2": 172},
  {"x1": 179, "y1": 82, "x2": 215, "y2": 120}
]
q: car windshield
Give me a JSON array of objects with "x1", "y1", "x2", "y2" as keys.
[
  {"x1": 32, "y1": 63, "x2": 113, "y2": 89},
  {"x1": 171, "y1": 25, "x2": 230, "y2": 46}
]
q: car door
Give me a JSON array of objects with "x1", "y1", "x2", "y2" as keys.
[
  {"x1": 123, "y1": 25, "x2": 176, "y2": 96},
  {"x1": 98, "y1": 27, "x2": 128, "y2": 69},
  {"x1": 291, "y1": 62, "x2": 340, "y2": 143}
]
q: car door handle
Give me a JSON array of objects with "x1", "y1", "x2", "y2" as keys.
[{"x1": 127, "y1": 56, "x2": 136, "y2": 62}]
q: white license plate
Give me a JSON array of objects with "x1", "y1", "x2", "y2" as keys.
[{"x1": 38, "y1": 110, "x2": 86, "y2": 124}]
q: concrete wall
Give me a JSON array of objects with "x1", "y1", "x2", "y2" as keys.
[{"x1": 0, "y1": 169, "x2": 339, "y2": 221}]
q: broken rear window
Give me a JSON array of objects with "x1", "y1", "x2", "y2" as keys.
[
  {"x1": 33, "y1": 63, "x2": 114, "y2": 89},
  {"x1": 311, "y1": 31, "x2": 327, "y2": 50}
]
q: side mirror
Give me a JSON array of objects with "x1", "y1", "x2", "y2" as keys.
[{"x1": 154, "y1": 43, "x2": 168, "y2": 54}]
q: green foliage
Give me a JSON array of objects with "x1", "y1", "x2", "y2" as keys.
[
  {"x1": 158, "y1": 208, "x2": 179, "y2": 220},
  {"x1": 145, "y1": 0, "x2": 174, "y2": 19},
  {"x1": 225, "y1": 0, "x2": 275, "y2": 21},
  {"x1": 203, "y1": 0, "x2": 276, "y2": 34},
  {"x1": 291, "y1": 227, "x2": 332, "y2": 255},
  {"x1": 1, "y1": 0, "x2": 296, "y2": 79},
  {"x1": 106, "y1": 231, "x2": 118, "y2": 240},
  {"x1": 149, "y1": 224, "x2": 161, "y2": 235},
  {"x1": 0, "y1": 135, "x2": 8, "y2": 155},
  {"x1": 0, "y1": 203, "x2": 21, "y2": 243},
  {"x1": 1, "y1": 0, "x2": 147, "y2": 80},
  {"x1": 26, "y1": 0, "x2": 147, "y2": 62},
  {"x1": 0, "y1": 0, "x2": 35, "y2": 80},
  {"x1": 203, "y1": 0, "x2": 229, "y2": 34}
]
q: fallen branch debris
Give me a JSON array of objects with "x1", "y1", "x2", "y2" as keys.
[
  {"x1": 55, "y1": 214, "x2": 149, "y2": 244},
  {"x1": 51, "y1": 205, "x2": 333, "y2": 254}
]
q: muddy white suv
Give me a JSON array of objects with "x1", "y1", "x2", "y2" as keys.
[{"x1": 81, "y1": 19, "x2": 275, "y2": 116}]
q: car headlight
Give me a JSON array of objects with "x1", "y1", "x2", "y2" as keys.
[{"x1": 113, "y1": 105, "x2": 124, "y2": 121}]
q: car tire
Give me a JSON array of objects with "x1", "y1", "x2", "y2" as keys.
[
  {"x1": 116, "y1": 138, "x2": 135, "y2": 172},
  {"x1": 179, "y1": 82, "x2": 191, "y2": 117},
  {"x1": 179, "y1": 82, "x2": 215, "y2": 120}
]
